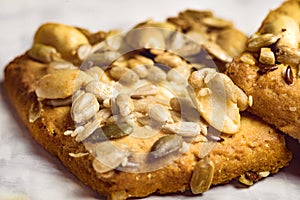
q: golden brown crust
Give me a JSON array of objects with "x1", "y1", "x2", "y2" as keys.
[
  {"x1": 4, "y1": 54, "x2": 292, "y2": 199},
  {"x1": 226, "y1": 0, "x2": 300, "y2": 141},
  {"x1": 227, "y1": 56, "x2": 300, "y2": 140}
]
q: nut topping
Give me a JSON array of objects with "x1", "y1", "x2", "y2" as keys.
[{"x1": 190, "y1": 156, "x2": 214, "y2": 194}]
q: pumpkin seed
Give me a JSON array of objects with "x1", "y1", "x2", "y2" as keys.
[
  {"x1": 247, "y1": 33, "x2": 281, "y2": 52},
  {"x1": 77, "y1": 44, "x2": 92, "y2": 60},
  {"x1": 260, "y1": 14, "x2": 299, "y2": 48},
  {"x1": 85, "y1": 122, "x2": 133, "y2": 143},
  {"x1": 125, "y1": 27, "x2": 166, "y2": 49},
  {"x1": 166, "y1": 31, "x2": 202, "y2": 56},
  {"x1": 44, "y1": 97, "x2": 73, "y2": 107},
  {"x1": 202, "y1": 41, "x2": 233, "y2": 63},
  {"x1": 151, "y1": 135, "x2": 184, "y2": 158},
  {"x1": 202, "y1": 17, "x2": 233, "y2": 28},
  {"x1": 275, "y1": 45, "x2": 300, "y2": 65},
  {"x1": 28, "y1": 100, "x2": 43, "y2": 123}
]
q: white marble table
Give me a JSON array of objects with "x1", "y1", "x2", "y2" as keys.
[{"x1": 1, "y1": 0, "x2": 300, "y2": 199}]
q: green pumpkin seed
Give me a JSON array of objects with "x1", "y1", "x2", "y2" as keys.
[
  {"x1": 151, "y1": 135, "x2": 183, "y2": 158},
  {"x1": 85, "y1": 122, "x2": 133, "y2": 142}
]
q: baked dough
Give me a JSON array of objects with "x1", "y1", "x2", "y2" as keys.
[
  {"x1": 226, "y1": 0, "x2": 300, "y2": 141},
  {"x1": 4, "y1": 9, "x2": 292, "y2": 200}
]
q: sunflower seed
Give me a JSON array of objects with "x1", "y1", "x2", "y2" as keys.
[
  {"x1": 130, "y1": 83, "x2": 158, "y2": 98},
  {"x1": 88, "y1": 51, "x2": 121, "y2": 67},
  {"x1": 240, "y1": 53, "x2": 256, "y2": 65},
  {"x1": 149, "y1": 104, "x2": 169, "y2": 123},
  {"x1": 151, "y1": 135, "x2": 184, "y2": 158},
  {"x1": 76, "y1": 118, "x2": 100, "y2": 142},
  {"x1": 146, "y1": 66, "x2": 167, "y2": 83},
  {"x1": 47, "y1": 60, "x2": 78, "y2": 73},
  {"x1": 95, "y1": 108, "x2": 112, "y2": 124},
  {"x1": 163, "y1": 122, "x2": 200, "y2": 137},
  {"x1": 131, "y1": 64, "x2": 149, "y2": 78},
  {"x1": 110, "y1": 66, "x2": 139, "y2": 86},
  {"x1": 170, "y1": 97, "x2": 199, "y2": 122},
  {"x1": 149, "y1": 49, "x2": 165, "y2": 55},
  {"x1": 190, "y1": 156, "x2": 214, "y2": 194},
  {"x1": 258, "y1": 171, "x2": 270, "y2": 178},
  {"x1": 69, "y1": 152, "x2": 89, "y2": 158},
  {"x1": 248, "y1": 95, "x2": 253, "y2": 107},
  {"x1": 103, "y1": 98, "x2": 112, "y2": 108},
  {"x1": 85, "y1": 80, "x2": 113, "y2": 101},
  {"x1": 71, "y1": 92, "x2": 100, "y2": 124},
  {"x1": 137, "y1": 116, "x2": 151, "y2": 126},
  {"x1": 134, "y1": 55, "x2": 154, "y2": 65},
  {"x1": 85, "y1": 67, "x2": 111, "y2": 82},
  {"x1": 116, "y1": 93, "x2": 133, "y2": 116},
  {"x1": 154, "y1": 52, "x2": 183, "y2": 68},
  {"x1": 93, "y1": 141, "x2": 130, "y2": 173},
  {"x1": 238, "y1": 174, "x2": 254, "y2": 186},
  {"x1": 132, "y1": 97, "x2": 155, "y2": 113},
  {"x1": 109, "y1": 65, "x2": 128, "y2": 80}
]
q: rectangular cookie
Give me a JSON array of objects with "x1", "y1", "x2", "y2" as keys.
[{"x1": 4, "y1": 10, "x2": 292, "y2": 200}]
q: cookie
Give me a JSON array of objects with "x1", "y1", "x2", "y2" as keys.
[
  {"x1": 226, "y1": 0, "x2": 300, "y2": 141},
  {"x1": 4, "y1": 10, "x2": 291, "y2": 200}
]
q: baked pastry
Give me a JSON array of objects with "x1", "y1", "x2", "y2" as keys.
[
  {"x1": 226, "y1": 0, "x2": 300, "y2": 141},
  {"x1": 4, "y1": 10, "x2": 291, "y2": 200}
]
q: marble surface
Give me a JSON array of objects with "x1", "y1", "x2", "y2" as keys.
[{"x1": 1, "y1": 0, "x2": 300, "y2": 199}]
